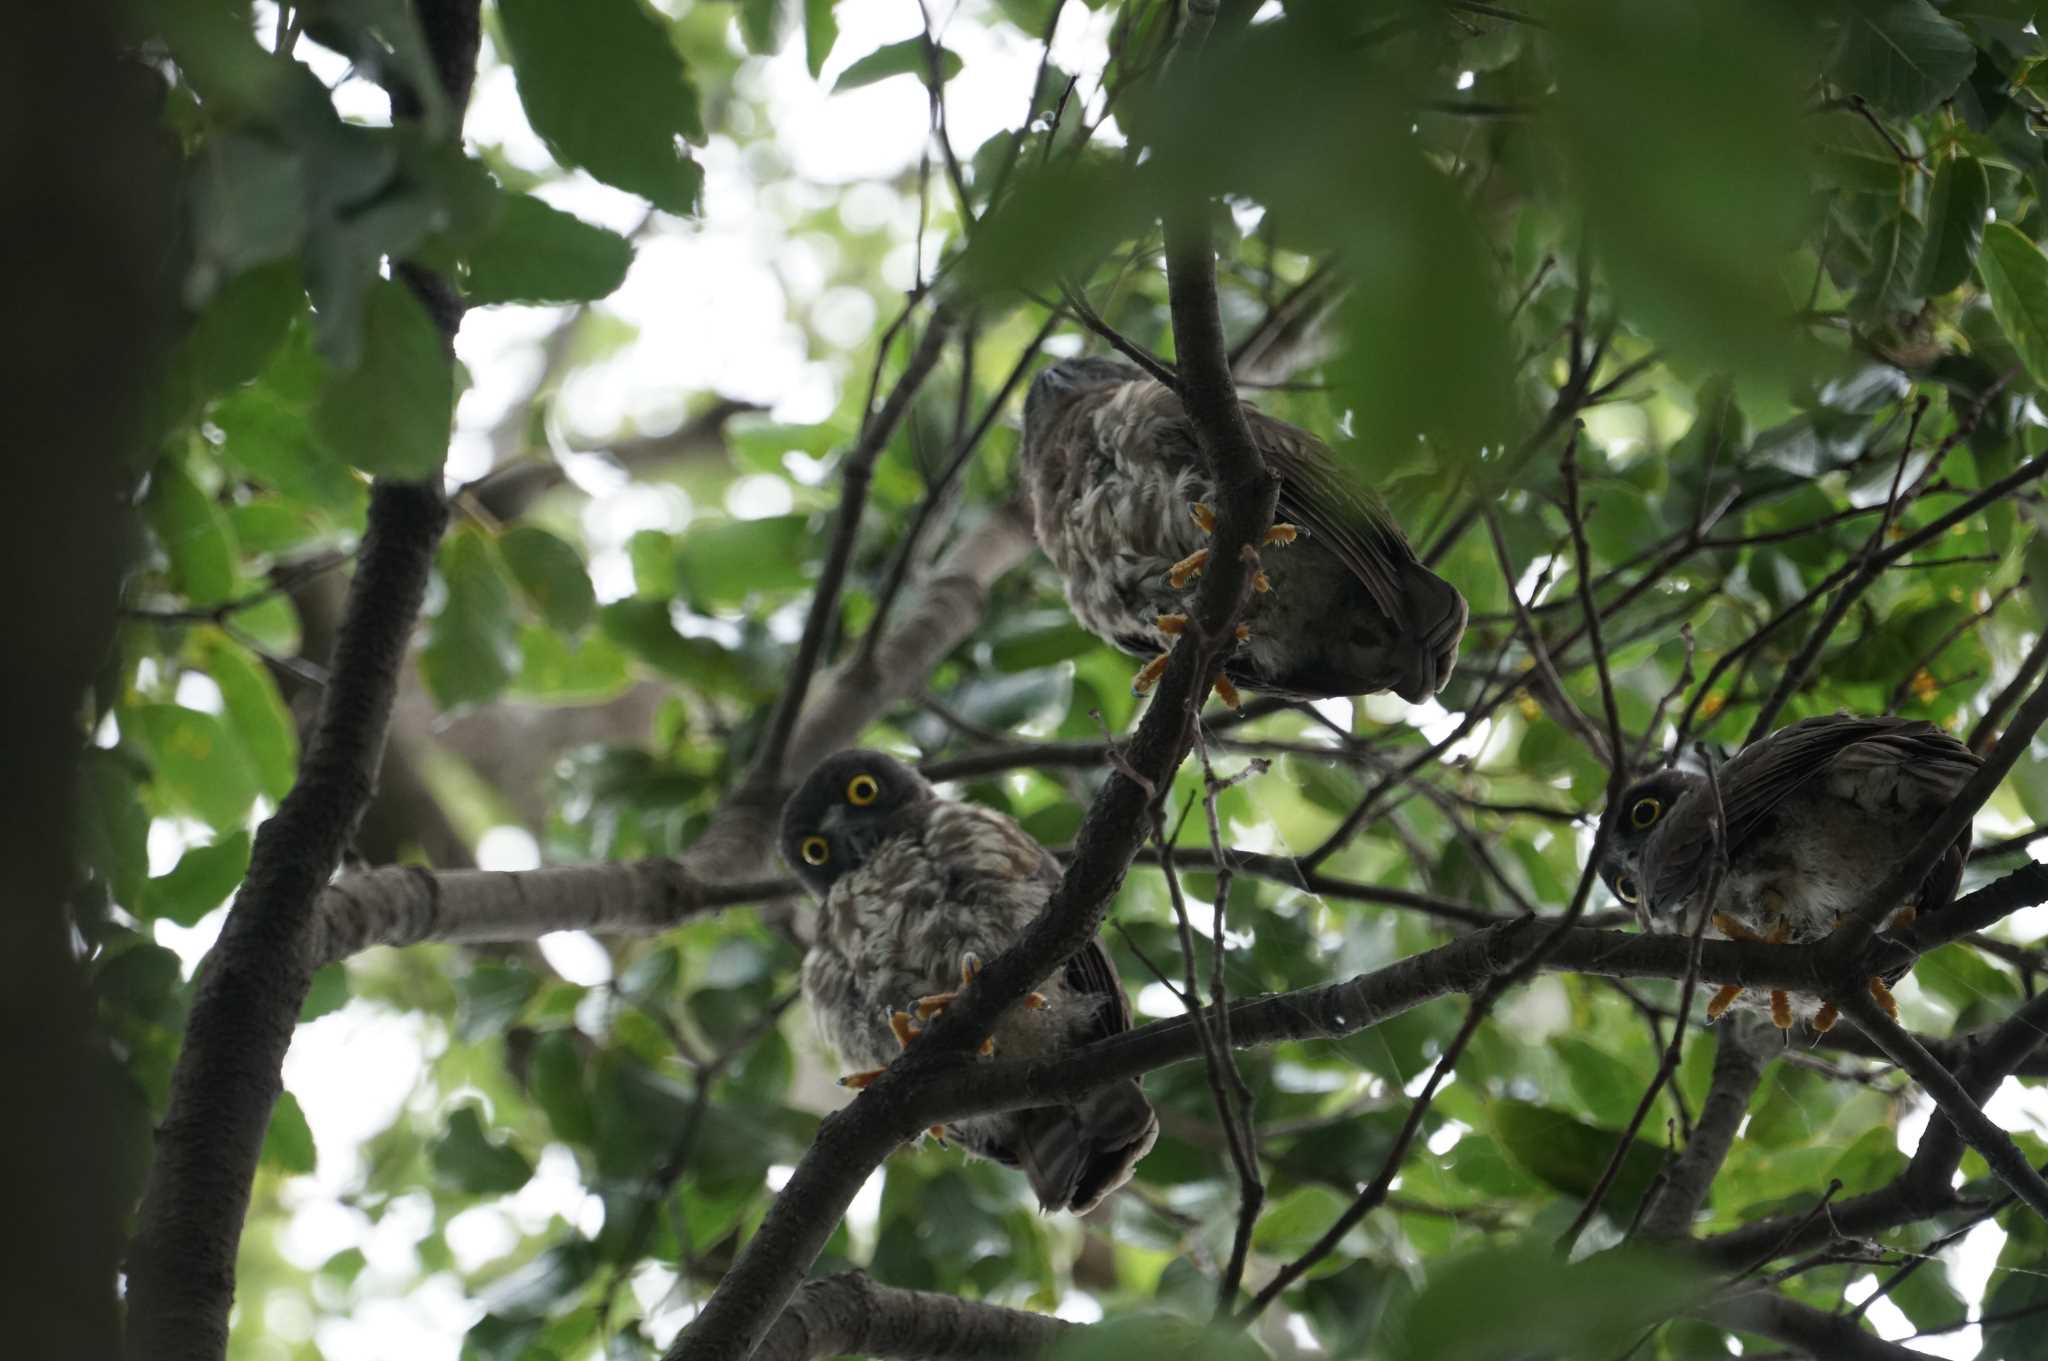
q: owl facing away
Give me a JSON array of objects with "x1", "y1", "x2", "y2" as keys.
[
  {"x1": 1018, "y1": 356, "x2": 1468, "y2": 703},
  {"x1": 779, "y1": 749, "x2": 1158, "y2": 1214},
  {"x1": 1598, "y1": 715, "x2": 1981, "y2": 1030}
]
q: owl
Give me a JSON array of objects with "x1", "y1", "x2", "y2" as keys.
[
  {"x1": 1598, "y1": 715, "x2": 1981, "y2": 1031},
  {"x1": 779, "y1": 749, "x2": 1158, "y2": 1214},
  {"x1": 1017, "y1": 355, "x2": 1468, "y2": 704}
]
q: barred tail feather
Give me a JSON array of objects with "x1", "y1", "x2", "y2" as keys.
[{"x1": 1012, "y1": 1081, "x2": 1158, "y2": 1215}]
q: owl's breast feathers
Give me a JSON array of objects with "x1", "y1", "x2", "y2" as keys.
[{"x1": 805, "y1": 801, "x2": 1083, "y2": 1069}]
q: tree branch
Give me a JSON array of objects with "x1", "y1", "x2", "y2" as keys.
[
  {"x1": 1707, "y1": 1289, "x2": 1927, "y2": 1361},
  {"x1": 1638, "y1": 1023, "x2": 1766, "y2": 1240},
  {"x1": 124, "y1": 10, "x2": 477, "y2": 1353},
  {"x1": 754, "y1": 1272, "x2": 1070, "y2": 1361}
]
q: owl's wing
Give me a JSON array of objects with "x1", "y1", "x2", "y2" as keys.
[
  {"x1": 1719, "y1": 716, "x2": 1982, "y2": 844},
  {"x1": 1246, "y1": 406, "x2": 1428, "y2": 622}
]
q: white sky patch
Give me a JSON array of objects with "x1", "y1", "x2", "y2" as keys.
[
  {"x1": 154, "y1": 908, "x2": 229, "y2": 978},
  {"x1": 476, "y1": 825, "x2": 542, "y2": 872},
  {"x1": 1135, "y1": 982, "x2": 1184, "y2": 1019},
  {"x1": 1056, "y1": 1292, "x2": 1105, "y2": 1324},
  {"x1": 536, "y1": 930, "x2": 614, "y2": 986},
  {"x1": 509, "y1": 1145, "x2": 607, "y2": 1237},
  {"x1": 312, "y1": 1273, "x2": 474, "y2": 1361},
  {"x1": 1425, "y1": 1119, "x2": 1468, "y2": 1156},
  {"x1": 846, "y1": 1165, "x2": 888, "y2": 1257},
  {"x1": 727, "y1": 473, "x2": 797, "y2": 520},
  {"x1": 766, "y1": 1164, "x2": 796, "y2": 1191},
  {"x1": 174, "y1": 672, "x2": 225, "y2": 714},
  {"x1": 285, "y1": 1003, "x2": 432, "y2": 1188},
  {"x1": 147, "y1": 815, "x2": 213, "y2": 876},
  {"x1": 443, "y1": 1205, "x2": 521, "y2": 1274}
]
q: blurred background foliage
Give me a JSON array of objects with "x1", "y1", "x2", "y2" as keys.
[{"x1": 86, "y1": 0, "x2": 2048, "y2": 1357}]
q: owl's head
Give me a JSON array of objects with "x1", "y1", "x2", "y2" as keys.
[
  {"x1": 1022, "y1": 355, "x2": 1140, "y2": 439},
  {"x1": 1598, "y1": 769, "x2": 1701, "y2": 921},
  {"x1": 778, "y1": 749, "x2": 932, "y2": 897}
]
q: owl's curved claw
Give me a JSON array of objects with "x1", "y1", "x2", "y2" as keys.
[
  {"x1": 1769, "y1": 990, "x2": 1794, "y2": 1029},
  {"x1": 1868, "y1": 975, "x2": 1900, "y2": 1020},
  {"x1": 839, "y1": 1068, "x2": 886, "y2": 1089},
  {"x1": 1812, "y1": 1003, "x2": 1840, "y2": 1033},
  {"x1": 1705, "y1": 985, "x2": 1742, "y2": 1021},
  {"x1": 1132, "y1": 652, "x2": 1171, "y2": 696},
  {"x1": 889, "y1": 1009, "x2": 922, "y2": 1048},
  {"x1": 1172, "y1": 504, "x2": 1296, "y2": 591}
]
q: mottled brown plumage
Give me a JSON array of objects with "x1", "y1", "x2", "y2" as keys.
[
  {"x1": 1018, "y1": 356, "x2": 1467, "y2": 702},
  {"x1": 1599, "y1": 715, "x2": 1981, "y2": 1029},
  {"x1": 780, "y1": 750, "x2": 1157, "y2": 1213}
]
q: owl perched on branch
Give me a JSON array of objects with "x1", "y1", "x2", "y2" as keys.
[
  {"x1": 1598, "y1": 715, "x2": 1981, "y2": 1031},
  {"x1": 779, "y1": 750, "x2": 1158, "y2": 1214},
  {"x1": 1018, "y1": 355, "x2": 1468, "y2": 704}
]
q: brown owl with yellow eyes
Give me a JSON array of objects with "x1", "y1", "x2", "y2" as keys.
[
  {"x1": 779, "y1": 749, "x2": 1157, "y2": 1214},
  {"x1": 1597, "y1": 715, "x2": 1980, "y2": 1031}
]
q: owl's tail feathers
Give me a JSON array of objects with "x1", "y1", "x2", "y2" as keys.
[
  {"x1": 1015, "y1": 1081, "x2": 1159, "y2": 1215},
  {"x1": 1393, "y1": 565, "x2": 1469, "y2": 702}
]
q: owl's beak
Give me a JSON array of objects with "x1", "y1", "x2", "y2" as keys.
[{"x1": 819, "y1": 803, "x2": 885, "y2": 861}]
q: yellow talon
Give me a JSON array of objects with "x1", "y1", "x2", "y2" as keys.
[
  {"x1": 1264, "y1": 522, "x2": 1299, "y2": 546},
  {"x1": 839, "y1": 1068, "x2": 886, "y2": 1089},
  {"x1": 1157, "y1": 613, "x2": 1189, "y2": 635},
  {"x1": 1705, "y1": 985, "x2": 1742, "y2": 1020},
  {"x1": 1190, "y1": 502, "x2": 1217, "y2": 533},
  {"x1": 1233, "y1": 622, "x2": 1251, "y2": 641},
  {"x1": 1213, "y1": 675, "x2": 1243, "y2": 710},
  {"x1": 1813, "y1": 1003, "x2": 1839, "y2": 1033},
  {"x1": 1168, "y1": 547, "x2": 1211, "y2": 589},
  {"x1": 1891, "y1": 904, "x2": 1918, "y2": 929},
  {"x1": 1132, "y1": 652, "x2": 1171, "y2": 696},
  {"x1": 1770, "y1": 990, "x2": 1793, "y2": 1029},
  {"x1": 1869, "y1": 976, "x2": 1900, "y2": 1020},
  {"x1": 1712, "y1": 913, "x2": 1755, "y2": 941},
  {"x1": 1252, "y1": 570, "x2": 1271, "y2": 594},
  {"x1": 889, "y1": 1010, "x2": 922, "y2": 1049}
]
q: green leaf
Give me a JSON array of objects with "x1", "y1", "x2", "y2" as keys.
[
  {"x1": 1491, "y1": 1101, "x2": 1666, "y2": 1222},
  {"x1": 1979, "y1": 222, "x2": 2048, "y2": 386},
  {"x1": 1918, "y1": 153, "x2": 1990, "y2": 295},
  {"x1": 512, "y1": 624, "x2": 634, "y2": 701},
  {"x1": 262, "y1": 1090, "x2": 318, "y2": 1173},
  {"x1": 1828, "y1": 0, "x2": 1977, "y2": 118},
  {"x1": 833, "y1": 38, "x2": 964, "y2": 92},
  {"x1": 301, "y1": 964, "x2": 349, "y2": 1022},
  {"x1": 1251, "y1": 1184, "x2": 1352, "y2": 1256},
  {"x1": 144, "y1": 831, "x2": 251, "y2": 926},
  {"x1": 312, "y1": 278, "x2": 453, "y2": 478},
  {"x1": 214, "y1": 328, "x2": 367, "y2": 515},
  {"x1": 156, "y1": 261, "x2": 303, "y2": 432},
  {"x1": 198, "y1": 631, "x2": 298, "y2": 800},
  {"x1": 421, "y1": 529, "x2": 521, "y2": 709},
  {"x1": 530, "y1": 1030, "x2": 597, "y2": 1144},
  {"x1": 1983, "y1": 1260, "x2": 2048, "y2": 1360},
  {"x1": 189, "y1": 133, "x2": 310, "y2": 288},
  {"x1": 803, "y1": 0, "x2": 839, "y2": 77},
  {"x1": 462, "y1": 193, "x2": 635, "y2": 306},
  {"x1": 432, "y1": 1106, "x2": 535, "y2": 1195},
  {"x1": 673, "y1": 515, "x2": 813, "y2": 604},
  {"x1": 740, "y1": 0, "x2": 789, "y2": 55},
  {"x1": 498, "y1": 0, "x2": 706, "y2": 214},
  {"x1": 499, "y1": 527, "x2": 598, "y2": 632},
  {"x1": 126, "y1": 703, "x2": 260, "y2": 830},
  {"x1": 1850, "y1": 205, "x2": 1926, "y2": 324},
  {"x1": 599, "y1": 599, "x2": 754, "y2": 695},
  {"x1": 459, "y1": 960, "x2": 540, "y2": 1044},
  {"x1": 1393, "y1": 1243, "x2": 1704, "y2": 1361},
  {"x1": 1550, "y1": 1036, "x2": 1653, "y2": 1128},
  {"x1": 144, "y1": 454, "x2": 237, "y2": 607},
  {"x1": 78, "y1": 750, "x2": 151, "y2": 908},
  {"x1": 1554, "y1": 0, "x2": 1811, "y2": 377}
]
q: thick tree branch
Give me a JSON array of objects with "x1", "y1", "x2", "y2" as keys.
[
  {"x1": 1638, "y1": 1023, "x2": 1766, "y2": 1240},
  {"x1": 122, "y1": 8, "x2": 477, "y2": 1357},
  {"x1": 307, "y1": 504, "x2": 1032, "y2": 957},
  {"x1": 1708, "y1": 1289, "x2": 1926, "y2": 1361},
  {"x1": 753, "y1": 1272, "x2": 1070, "y2": 1361}
]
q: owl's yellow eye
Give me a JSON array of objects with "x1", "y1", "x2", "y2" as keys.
[
  {"x1": 1615, "y1": 874, "x2": 1642, "y2": 905},
  {"x1": 847, "y1": 774, "x2": 881, "y2": 806},
  {"x1": 1629, "y1": 797, "x2": 1664, "y2": 830},
  {"x1": 800, "y1": 836, "x2": 830, "y2": 866}
]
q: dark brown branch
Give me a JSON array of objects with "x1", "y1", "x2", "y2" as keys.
[
  {"x1": 744, "y1": 311, "x2": 955, "y2": 797},
  {"x1": 1835, "y1": 987, "x2": 2048, "y2": 1223},
  {"x1": 1638, "y1": 1024, "x2": 1767, "y2": 1240},
  {"x1": 664, "y1": 48, "x2": 1280, "y2": 1357},
  {"x1": 1707, "y1": 1290, "x2": 1926, "y2": 1361},
  {"x1": 122, "y1": 7, "x2": 477, "y2": 1357}
]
